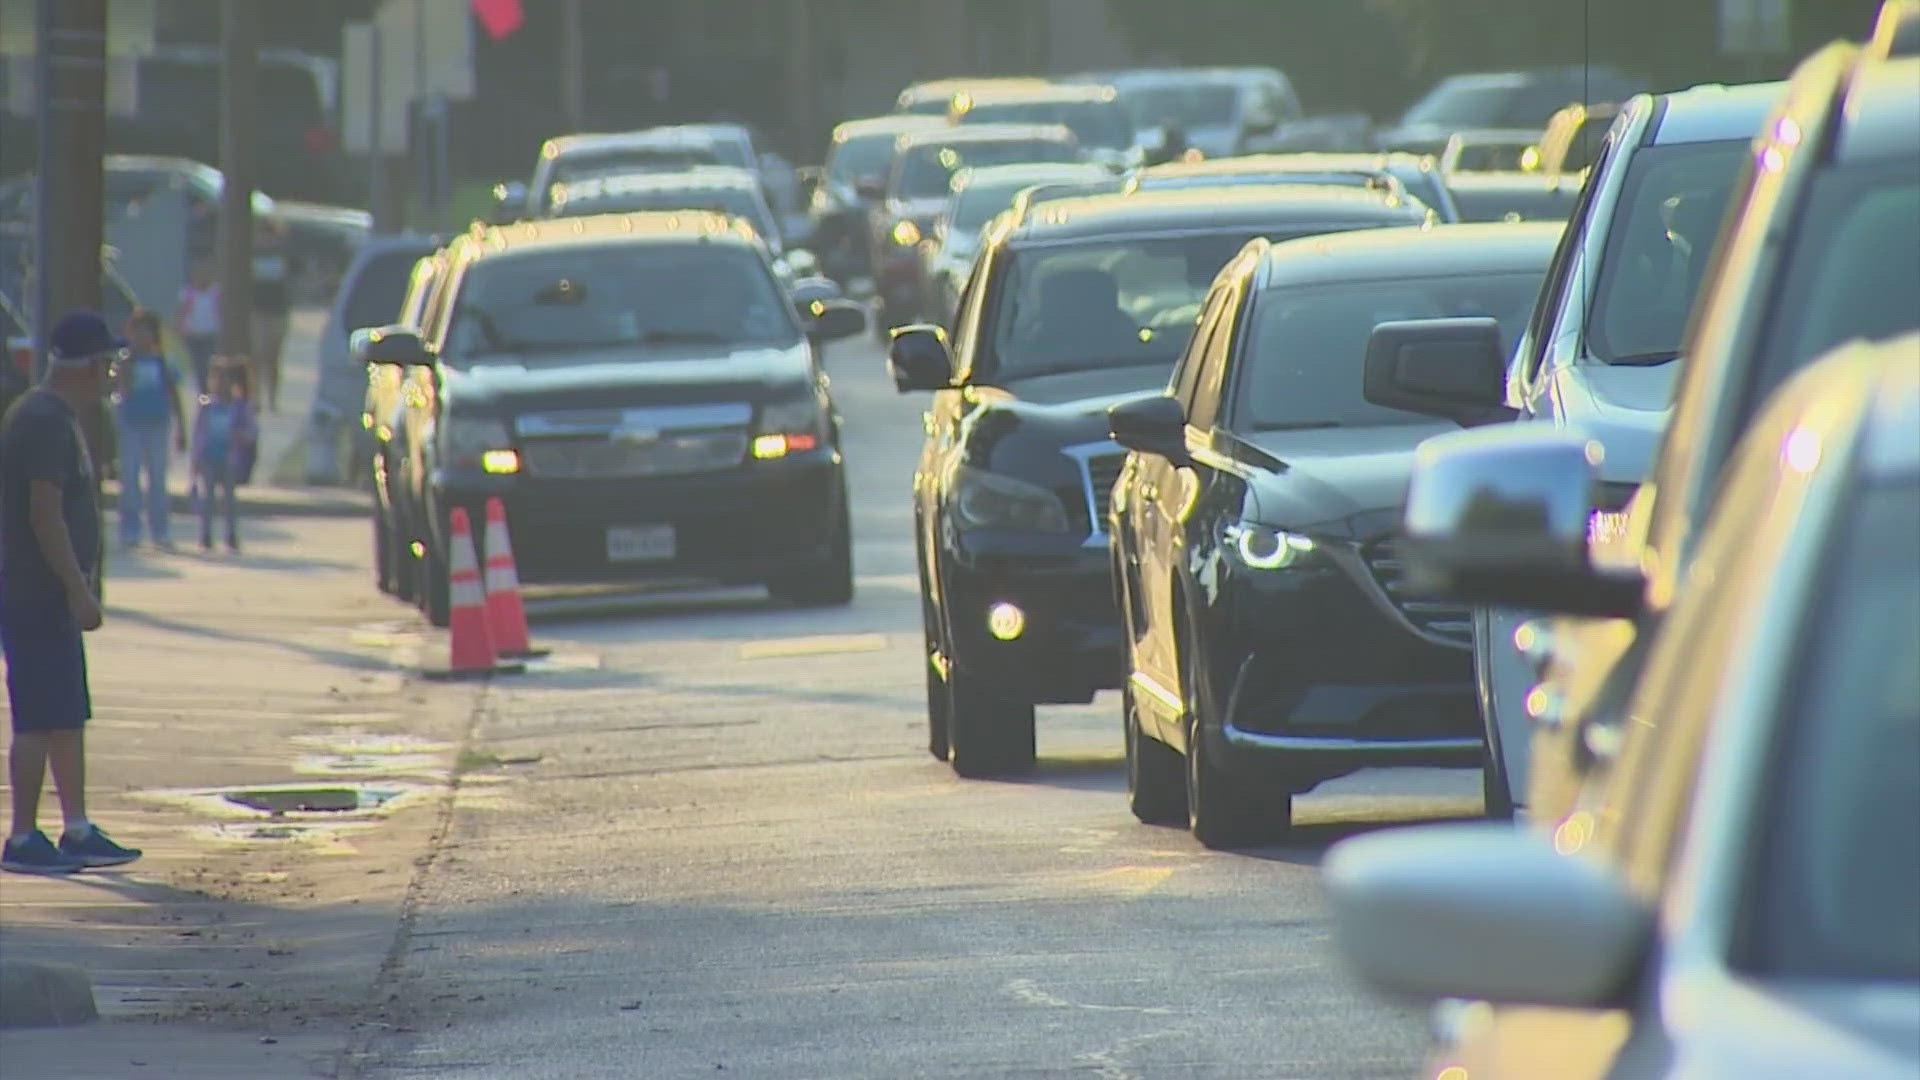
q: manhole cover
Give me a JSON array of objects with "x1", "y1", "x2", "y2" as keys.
[{"x1": 222, "y1": 787, "x2": 400, "y2": 814}]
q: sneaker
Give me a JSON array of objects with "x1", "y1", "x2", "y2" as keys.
[
  {"x1": 59, "y1": 825, "x2": 142, "y2": 868},
  {"x1": 2, "y1": 831, "x2": 84, "y2": 875}
]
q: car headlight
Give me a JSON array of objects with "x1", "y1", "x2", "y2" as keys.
[
  {"x1": 952, "y1": 465, "x2": 1071, "y2": 534},
  {"x1": 440, "y1": 416, "x2": 512, "y2": 456},
  {"x1": 1224, "y1": 522, "x2": 1315, "y2": 569}
]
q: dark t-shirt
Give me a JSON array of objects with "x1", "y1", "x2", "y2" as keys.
[{"x1": 0, "y1": 390, "x2": 100, "y2": 606}]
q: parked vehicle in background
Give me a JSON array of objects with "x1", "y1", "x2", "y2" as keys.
[
  {"x1": 868, "y1": 123, "x2": 1083, "y2": 335},
  {"x1": 951, "y1": 84, "x2": 1144, "y2": 170},
  {"x1": 360, "y1": 212, "x2": 867, "y2": 625},
  {"x1": 1384, "y1": 26, "x2": 1919, "y2": 826},
  {"x1": 916, "y1": 162, "x2": 1115, "y2": 327},
  {"x1": 307, "y1": 234, "x2": 439, "y2": 490},
  {"x1": 1438, "y1": 128, "x2": 1540, "y2": 174},
  {"x1": 1375, "y1": 66, "x2": 1643, "y2": 157},
  {"x1": 1328, "y1": 336, "x2": 1920, "y2": 1080},
  {"x1": 362, "y1": 249, "x2": 445, "y2": 600},
  {"x1": 523, "y1": 129, "x2": 728, "y2": 216},
  {"x1": 888, "y1": 185, "x2": 1425, "y2": 778},
  {"x1": 1107, "y1": 223, "x2": 1555, "y2": 846},
  {"x1": 804, "y1": 114, "x2": 947, "y2": 286},
  {"x1": 894, "y1": 76, "x2": 1052, "y2": 115}
]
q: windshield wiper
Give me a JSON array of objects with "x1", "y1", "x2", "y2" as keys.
[
  {"x1": 1608, "y1": 351, "x2": 1680, "y2": 367},
  {"x1": 1259, "y1": 421, "x2": 1343, "y2": 432}
]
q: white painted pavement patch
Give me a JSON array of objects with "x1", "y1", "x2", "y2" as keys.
[{"x1": 737, "y1": 633, "x2": 889, "y2": 660}]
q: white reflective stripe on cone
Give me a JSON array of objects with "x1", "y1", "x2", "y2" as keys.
[
  {"x1": 451, "y1": 579, "x2": 486, "y2": 607},
  {"x1": 486, "y1": 564, "x2": 519, "y2": 591}
]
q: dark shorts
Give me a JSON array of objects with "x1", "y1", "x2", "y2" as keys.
[{"x1": 1, "y1": 595, "x2": 91, "y2": 733}]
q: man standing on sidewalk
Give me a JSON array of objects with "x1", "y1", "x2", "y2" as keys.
[{"x1": 0, "y1": 312, "x2": 143, "y2": 874}]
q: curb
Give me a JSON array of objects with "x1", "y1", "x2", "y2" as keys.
[{"x1": 0, "y1": 960, "x2": 98, "y2": 1028}]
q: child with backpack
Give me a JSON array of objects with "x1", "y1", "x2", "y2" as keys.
[{"x1": 192, "y1": 360, "x2": 258, "y2": 553}]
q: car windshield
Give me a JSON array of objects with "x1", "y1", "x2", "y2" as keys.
[
  {"x1": 1401, "y1": 81, "x2": 1528, "y2": 127},
  {"x1": 1138, "y1": 171, "x2": 1377, "y2": 193},
  {"x1": 443, "y1": 245, "x2": 799, "y2": 362},
  {"x1": 1754, "y1": 163, "x2": 1920, "y2": 402},
  {"x1": 552, "y1": 148, "x2": 722, "y2": 188},
  {"x1": 1747, "y1": 478, "x2": 1920, "y2": 983},
  {"x1": 1119, "y1": 84, "x2": 1241, "y2": 128},
  {"x1": 894, "y1": 140, "x2": 1079, "y2": 199},
  {"x1": 962, "y1": 102, "x2": 1134, "y2": 150},
  {"x1": 343, "y1": 250, "x2": 427, "y2": 332},
  {"x1": 553, "y1": 187, "x2": 779, "y2": 246},
  {"x1": 1587, "y1": 139, "x2": 1750, "y2": 366},
  {"x1": 1236, "y1": 271, "x2": 1543, "y2": 430},
  {"x1": 988, "y1": 232, "x2": 1280, "y2": 381},
  {"x1": 827, "y1": 132, "x2": 899, "y2": 185}
]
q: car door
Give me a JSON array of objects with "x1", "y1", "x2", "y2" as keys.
[
  {"x1": 1135, "y1": 283, "x2": 1235, "y2": 710},
  {"x1": 919, "y1": 247, "x2": 994, "y2": 614}
]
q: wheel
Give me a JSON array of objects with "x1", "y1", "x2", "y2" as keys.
[
  {"x1": 373, "y1": 504, "x2": 395, "y2": 595},
  {"x1": 768, "y1": 494, "x2": 854, "y2": 607},
  {"x1": 946, "y1": 665, "x2": 1036, "y2": 778},
  {"x1": 1125, "y1": 686, "x2": 1186, "y2": 825},
  {"x1": 921, "y1": 581, "x2": 950, "y2": 762},
  {"x1": 1179, "y1": 627, "x2": 1288, "y2": 848}
]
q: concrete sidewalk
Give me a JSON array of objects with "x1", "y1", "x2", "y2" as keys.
[
  {"x1": 0, "y1": 515, "x2": 475, "y2": 1074},
  {"x1": 101, "y1": 307, "x2": 373, "y2": 521}
]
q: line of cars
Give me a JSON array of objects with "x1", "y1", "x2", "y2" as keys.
[{"x1": 867, "y1": 11, "x2": 1918, "y2": 1069}]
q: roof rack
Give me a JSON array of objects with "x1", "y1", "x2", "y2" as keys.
[{"x1": 1870, "y1": 0, "x2": 1920, "y2": 58}]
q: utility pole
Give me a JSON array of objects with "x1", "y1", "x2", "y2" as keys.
[
  {"x1": 784, "y1": 0, "x2": 815, "y2": 159},
  {"x1": 32, "y1": 0, "x2": 107, "y2": 379},
  {"x1": 560, "y1": 0, "x2": 585, "y2": 130},
  {"x1": 217, "y1": 0, "x2": 257, "y2": 368}
]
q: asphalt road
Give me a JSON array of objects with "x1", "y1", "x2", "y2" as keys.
[{"x1": 349, "y1": 336, "x2": 1482, "y2": 1080}]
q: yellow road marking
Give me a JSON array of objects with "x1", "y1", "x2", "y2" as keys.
[{"x1": 738, "y1": 633, "x2": 888, "y2": 660}]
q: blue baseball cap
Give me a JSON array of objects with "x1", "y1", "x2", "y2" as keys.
[{"x1": 49, "y1": 310, "x2": 128, "y2": 361}]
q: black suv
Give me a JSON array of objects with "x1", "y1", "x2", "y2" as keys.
[
  {"x1": 356, "y1": 212, "x2": 866, "y2": 624},
  {"x1": 1106, "y1": 223, "x2": 1556, "y2": 846},
  {"x1": 889, "y1": 186, "x2": 1426, "y2": 778}
]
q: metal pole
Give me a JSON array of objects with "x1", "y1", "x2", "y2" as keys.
[
  {"x1": 30, "y1": 0, "x2": 54, "y2": 379},
  {"x1": 33, "y1": 0, "x2": 107, "y2": 381},
  {"x1": 369, "y1": 22, "x2": 390, "y2": 232},
  {"x1": 561, "y1": 0, "x2": 586, "y2": 131},
  {"x1": 217, "y1": 0, "x2": 257, "y2": 365}
]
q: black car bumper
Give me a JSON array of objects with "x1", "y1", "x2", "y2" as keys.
[
  {"x1": 1202, "y1": 551, "x2": 1482, "y2": 783},
  {"x1": 432, "y1": 452, "x2": 842, "y2": 586},
  {"x1": 938, "y1": 537, "x2": 1123, "y2": 705}
]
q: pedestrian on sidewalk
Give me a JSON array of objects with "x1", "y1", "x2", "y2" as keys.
[
  {"x1": 192, "y1": 359, "x2": 258, "y2": 553},
  {"x1": 251, "y1": 218, "x2": 291, "y2": 413},
  {"x1": 0, "y1": 311, "x2": 144, "y2": 875},
  {"x1": 112, "y1": 309, "x2": 188, "y2": 549},
  {"x1": 174, "y1": 254, "x2": 221, "y2": 394}
]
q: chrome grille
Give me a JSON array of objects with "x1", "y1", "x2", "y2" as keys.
[
  {"x1": 520, "y1": 431, "x2": 748, "y2": 479},
  {"x1": 1363, "y1": 538, "x2": 1473, "y2": 645},
  {"x1": 1084, "y1": 452, "x2": 1126, "y2": 524}
]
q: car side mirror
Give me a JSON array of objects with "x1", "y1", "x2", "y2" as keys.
[
  {"x1": 489, "y1": 180, "x2": 528, "y2": 225},
  {"x1": 1108, "y1": 394, "x2": 1190, "y2": 465},
  {"x1": 351, "y1": 325, "x2": 432, "y2": 367},
  {"x1": 1402, "y1": 424, "x2": 1644, "y2": 618},
  {"x1": 1364, "y1": 317, "x2": 1512, "y2": 426},
  {"x1": 887, "y1": 324, "x2": 954, "y2": 392},
  {"x1": 807, "y1": 297, "x2": 866, "y2": 343},
  {"x1": 1324, "y1": 822, "x2": 1653, "y2": 1007}
]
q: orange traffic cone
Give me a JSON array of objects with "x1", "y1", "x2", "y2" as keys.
[
  {"x1": 482, "y1": 497, "x2": 547, "y2": 658},
  {"x1": 424, "y1": 508, "x2": 524, "y2": 680}
]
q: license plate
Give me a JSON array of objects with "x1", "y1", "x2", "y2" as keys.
[{"x1": 606, "y1": 524, "x2": 676, "y2": 563}]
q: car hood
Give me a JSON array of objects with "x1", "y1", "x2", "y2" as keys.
[
  {"x1": 441, "y1": 342, "x2": 812, "y2": 414},
  {"x1": 1553, "y1": 361, "x2": 1677, "y2": 485},
  {"x1": 1240, "y1": 420, "x2": 1459, "y2": 538},
  {"x1": 962, "y1": 365, "x2": 1169, "y2": 478}
]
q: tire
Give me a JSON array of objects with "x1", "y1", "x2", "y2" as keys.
[
  {"x1": 921, "y1": 584, "x2": 950, "y2": 762},
  {"x1": 1179, "y1": 625, "x2": 1288, "y2": 848},
  {"x1": 946, "y1": 665, "x2": 1036, "y2": 779},
  {"x1": 373, "y1": 505, "x2": 395, "y2": 595},
  {"x1": 1125, "y1": 686, "x2": 1186, "y2": 825},
  {"x1": 769, "y1": 495, "x2": 854, "y2": 607}
]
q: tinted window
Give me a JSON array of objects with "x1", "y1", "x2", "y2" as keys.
[
  {"x1": 962, "y1": 101, "x2": 1133, "y2": 150},
  {"x1": 1757, "y1": 165, "x2": 1920, "y2": 402},
  {"x1": 1236, "y1": 271, "x2": 1543, "y2": 430},
  {"x1": 894, "y1": 140, "x2": 1079, "y2": 199},
  {"x1": 985, "y1": 232, "x2": 1269, "y2": 380},
  {"x1": 551, "y1": 185, "x2": 779, "y2": 245},
  {"x1": 443, "y1": 245, "x2": 798, "y2": 362},
  {"x1": 343, "y1": 251, "x2": 427, "y2": 332},
  {"x1": 1746, "y1": 479, "x2": 1920, "y2": 982},
  {"x1": 1118, "y1": 84, "x2": 1240, "y2": 128},
  {"x1": 1588, "y1": 139, "x2": 1749, "y2": 365},
  {"x1": 826, "y1": 132, "x2": 899, "y2": 185}
]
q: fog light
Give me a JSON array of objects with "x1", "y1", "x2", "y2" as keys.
[
  {"x1": 986, "y1": 602, "x2": 1025, "y2": 641},
  {"x1": 480, "y1": 449, "x2": 521, "y2": 474}
]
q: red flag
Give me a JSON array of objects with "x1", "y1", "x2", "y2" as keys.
[{"x1": 471, "y1": 0, "x2": 524, "y2": 40}]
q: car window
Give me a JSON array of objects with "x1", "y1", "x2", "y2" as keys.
[
  {"x1": 1520, "y1": 128, "x2": 1617, "y2": 385},
  {"x1": 343, "y1": 250, "x2": 429, "y2": 333},
  {"x1": 961, "y1": 102, "x2": 1133, "y2": 151},
  {"x1": 983, "y1": 232, "x2": 1265, "y2": 382},
  {"x1": 442, "y1": 244, "x2": 798, "y2": 362},
  {"x1": 1232, "y1": 271, "x2": 1543, "y2": 431},
  {"x1": 1402, "y1": 80, "x2": 1525, "y2": 127},
  {"x1": 1187, "y1": 282, "x2": 1241, "y2": 431},
  {"x1": 547, "y1": 148, "x2": 723, "y2": 193},
  {"x1": 1742, "y1": 478, "x2": 1920, "y2": 982},
  {"x1": 551, "y1": 185, "x2": 780, "y2": 246},
  {"x1": 893, "y1": 140, "x2": 1079, "y2": 199},
  {"x1": 1586, "y1": 139, "x2": 1750, "y2": 367},
  {"x1": 827, "y1": 132, "x2": 900, "y2": 186},
  {"x1": 1118, "y1": 84, "x2": 1240, "y2": 129},
  {"x1": 1172, "y1": 287, "x2": 1231, "y2": 409}
]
